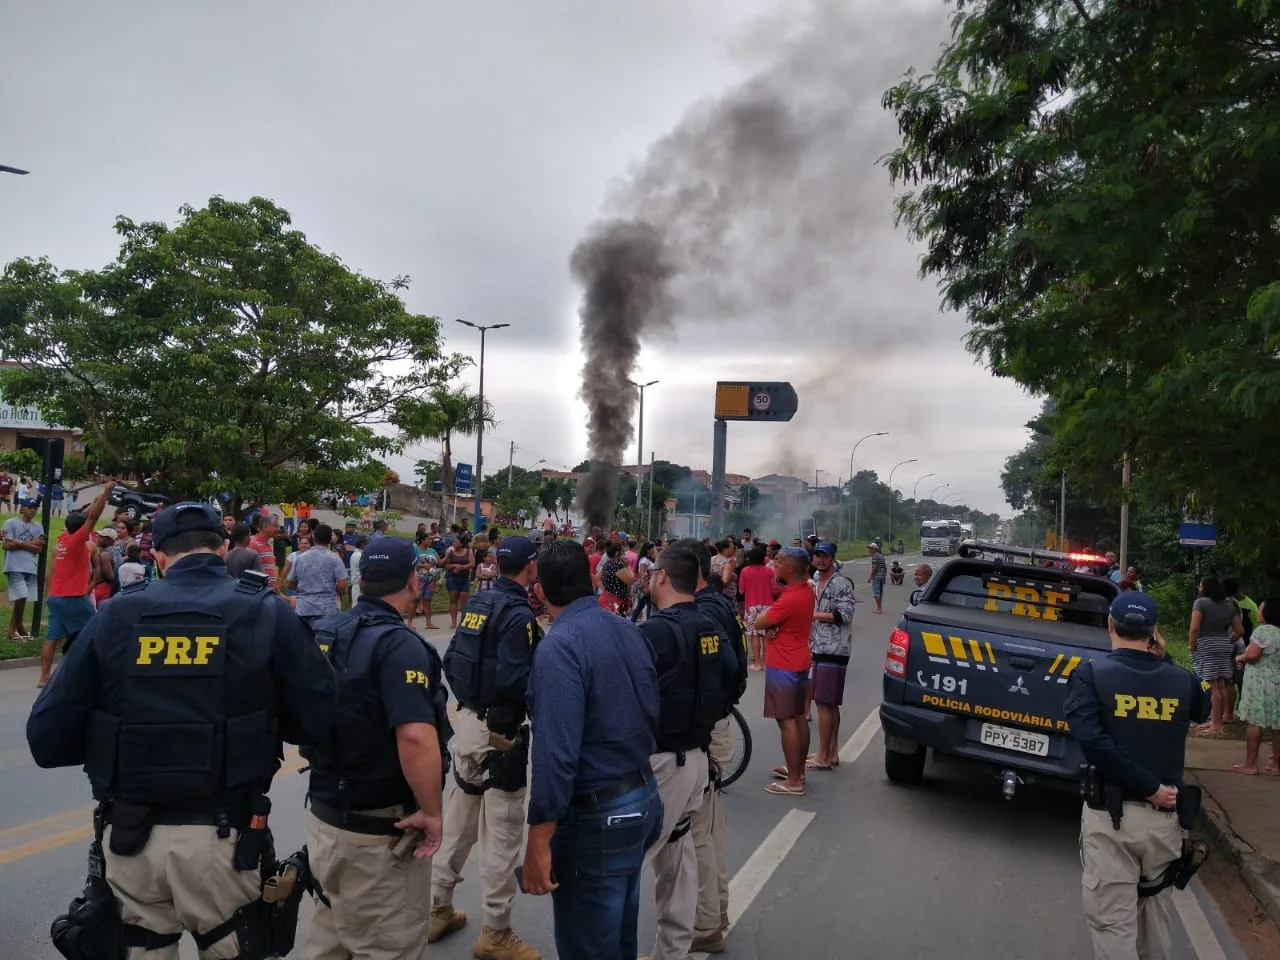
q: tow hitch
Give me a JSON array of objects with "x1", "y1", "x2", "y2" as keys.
[{"x1": 1002, "y1": 769, "x2": 1022, "y2": 799}]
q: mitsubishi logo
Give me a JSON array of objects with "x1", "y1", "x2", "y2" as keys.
[{"x1": 1009, "y1": 676, "x2": 1031, "y2": 696}]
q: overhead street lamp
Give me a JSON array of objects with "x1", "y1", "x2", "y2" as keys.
[
  {"x1": 912, "y1": 472, "x2": 936, "y2": 533},
  {"x1": 928, "y1": 482, "x2": 949, "y2": 501},
  {"x1": 455, "y1": 319, "x2": 509, "y2": 533},
  {"x1": 846, "y1": 431, "x2": 887, "y2": 544},
  {"x1": 627, "y1": 378, "x2": 658, "y2": 508},
  {"x1": 0, "y1": 164, "x2": 30, "y2": 175},
  {"x1": 887, "y1": 458, "x2": 918, "y2": 541}
]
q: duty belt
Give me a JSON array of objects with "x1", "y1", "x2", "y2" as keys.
[
  {"x1": 572, "y1": 768, "x2": 652, "y2": 810},
  {"x1": 309, "y1": 799, "x2": 412, "y2": 836}
]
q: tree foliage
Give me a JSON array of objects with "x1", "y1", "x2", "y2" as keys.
[
  {"x1": 0, "y1": 196, "x2": 465, "y2": 504},
  {"x1": 885, "y1": 0, "x2": 1280, "y2": 558},
  {"x1": 399, "y1": 384, "x2": 494, "y2": 500}
]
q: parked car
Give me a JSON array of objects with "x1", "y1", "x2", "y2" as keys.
[{"x1": 108, "y1": 483, "x2": 171, "y2": 522}]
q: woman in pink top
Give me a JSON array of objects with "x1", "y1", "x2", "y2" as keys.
[{"x1": 737, "y1": 545, "x2": 781, "y2": 670}]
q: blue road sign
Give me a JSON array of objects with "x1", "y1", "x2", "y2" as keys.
[
  {"x1": 1179, "y1": 522, "x2": 1217, "y2": 548},
  {"x1": 454, "y1": 462, "x2": 473, "y2": 492}
]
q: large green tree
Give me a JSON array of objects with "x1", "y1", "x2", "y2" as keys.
[
  {"x1": 885, "y1": 0, "x2": 1280, "y2": 559},
  {"x1": 0, "y1": 197, "x2": 465, "y2": 504}
]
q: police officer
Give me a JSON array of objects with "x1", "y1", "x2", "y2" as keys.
[
  {"x1": 305, "y1": 536, "x2": 451, "y2": 960},
  {"x1": 27, "y1": 501, "x2": 336, "y2": 959},
  {"x1": 1065, "y1": 591, "x2": 1211, "y2": 960},
  {"x1": 691, "y1": 539, "x2": 748, "y2": 952},
  {"x1": 432, "y1": 535, "x2": 542, "y2": 960},
  {"x1": 639, "y1": 539, "x2": 730, "y2": 960}
]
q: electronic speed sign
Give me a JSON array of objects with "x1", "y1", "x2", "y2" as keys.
[{"x1": 714, "y1": 381, "x2": 798, "y2": 422}]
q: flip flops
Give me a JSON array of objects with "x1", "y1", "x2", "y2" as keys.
[
  {"x1": 1232, "y1": 763, "x2": 1259, "y2": 776},
  {"x1": 764, "y1": 781, "x2": 805, "y2": 796},
  {"x1": 805, "y1": 756, "x2": 833, "y2": 770}
]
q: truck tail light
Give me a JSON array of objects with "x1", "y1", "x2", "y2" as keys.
[{"x1": 885, "y1": 627, "x2": 910, "y2": 677}]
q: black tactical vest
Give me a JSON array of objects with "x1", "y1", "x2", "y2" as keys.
[
  {"x1": 648, "y1": 603, "x2": 726, "y2": 753},
  {"x1": 84, "y1": 570, "x2": 278, "y2": 805},
  {"x1": 443, "y1": 587, "x2": 528, "y2": 709},
  {"x1": 1090, "y1": 652, "x2": 1201, "y2": 793},
  {"x1": 696, "y1": 587, "x2": 748, "y2": 708}
]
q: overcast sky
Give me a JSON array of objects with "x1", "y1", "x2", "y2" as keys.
[{"x1": 1, "y1": 0, "x2": 1039, "y2": 515}]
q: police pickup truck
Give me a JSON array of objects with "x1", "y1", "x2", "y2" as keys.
[{"x1": 880, "y1": 541, "x2": 1118, "y2": 797}]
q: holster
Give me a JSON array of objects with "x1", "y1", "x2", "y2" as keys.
[
  {"x1": 485, "y1": 702, "x2": 523, "y2": 740},
  {"x1": 106, "y1": 801, "x2": 153, "y2": 857},
  {"x1": 234, "y1": 796, "x2": 272, "y2": 872},
  {"x1": 1138, "y1": 838, "x2": 1211, "y2": 899},
  {"x1": 483, "y1": 724, "x2": 530, "y2": 792},
  {"x1": 50, "y1": 806, "x2": 127, "y2": 960},
  {"x1": 1104, "y1": 782, "x2": 1125, "y2": 830}
]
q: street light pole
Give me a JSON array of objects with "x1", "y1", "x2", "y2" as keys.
[
  {"x1": 0, "y1": 164, "x2": 30, "y2": 176},
  {"x1": 455, "y1": 319, "x2": 509, "y2": 533},
  {"x1": 912, "y1": 472, "x2": 936, "y2": 535},
  {"x1": 887, "y1": 458, "x2": 918, "y2": 542},
  {"x1": 847, "y1": 431, "x2": 887, "y2": 547},
  {"x1": 628, "y1": 379, "x2": 658, "y2": 509}
]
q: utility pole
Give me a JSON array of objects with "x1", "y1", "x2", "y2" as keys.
[
  {"x1": 1059, "y1": 470, "x2": 1067, "y2": 545},
  {"x1": 455, "y1": 319, "x2": 509, "y2": 533},
  {"x1": 508, "y1": 440, "x2": 515, "y2": 487},
  {"x1": 628, "y1": 379, "x2": 658, "y2": 508},
  {"x1": 646, "y1": 450, "x2": 655, "y2": 539},
  {"x1": 1118, "y1": 448, "x2": 1132, "y2": 572}
]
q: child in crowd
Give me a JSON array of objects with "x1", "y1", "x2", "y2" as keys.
[
  {"x1": 117, "y1": 544, "x2": 147, "y2": 588},
  {"x1": 417, "y1": 553, "x2": 441, "y2": 629}
]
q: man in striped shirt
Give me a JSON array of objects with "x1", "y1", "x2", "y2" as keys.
[{"x1": 249, "y1": 512, "x2": 280, "y2": 589}]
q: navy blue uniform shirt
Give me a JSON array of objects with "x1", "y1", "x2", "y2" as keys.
[
  {"x1": 488, "y1": 576, "x2": 540, "y2": 708},
  {"x1": 1064, "y1": 647, "x2": 1210, "y2": 798},
  {"x1": 27, "y1": 553, "x2": 336, "y2": 769},
  {"x1": 526, "y1": 596, "x2": 659, "y2": 825},
  {"x1": 355, "y1": 596, "x2": 444, "y2": 731}
]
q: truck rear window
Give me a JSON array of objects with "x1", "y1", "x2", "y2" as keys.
[{"x1": 932, "y1": 567, "x2": 1114, "y2": 629}]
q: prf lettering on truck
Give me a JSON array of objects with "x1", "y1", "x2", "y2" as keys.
[{"x1": 983, "y1": 578, "x2": 1073, "y2": 621}]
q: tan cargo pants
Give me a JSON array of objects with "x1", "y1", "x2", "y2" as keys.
[
  {"x1": 104, "y1": 824, "x2": 261, "y2": 960},
  {"x1": 645, "y1": 748, "x2": 710, "y2": 960},
  {"x1": 430, "y1": 705, "x2": 527, "y2": 930},
  {"x1": 305, "y1": 807, "x2": 433, "y2": 960},
  {"x1": 693, "y1": 717, "x2": 733, "y2": 936},
  {"x1": 1080, "y1": 803, "x2": 1183, "y2": 960}
]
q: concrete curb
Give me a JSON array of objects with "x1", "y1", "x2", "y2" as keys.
[
  {"x1": 0, "y1": 655, "x2": 42, "y2": 671},
  {"x1": 1187, "y1": 771, "x2": 1280, "y2": 930}
]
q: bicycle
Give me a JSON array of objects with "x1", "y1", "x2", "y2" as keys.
[{"x1": 717, "y1": 705, "x2": 753, "y2": 789}]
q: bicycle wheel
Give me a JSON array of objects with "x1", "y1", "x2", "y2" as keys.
[{"x1": 718, "y1": 706, "x2": 753, "y2": 789}]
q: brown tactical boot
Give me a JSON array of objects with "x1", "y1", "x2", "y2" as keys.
[
  {"x1": 692, "y1": 929, "x2": 727, "y2": 953},
  {"x1": 472, "y1": 925, "x2": 541, "y2": 960},
  {"x1": 428, "y1": 905, "x2": 467, "y2": 943}
]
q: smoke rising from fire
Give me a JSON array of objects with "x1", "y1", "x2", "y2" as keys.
[{"x1": 572, "y1": 0, "x2": 947, "y2": 530}]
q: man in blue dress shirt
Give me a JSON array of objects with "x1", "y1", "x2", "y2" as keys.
[{"x1": 521, "y1": 540, "x2": 664, "y2": 960}]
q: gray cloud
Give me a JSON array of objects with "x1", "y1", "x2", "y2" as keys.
[{"x1": 0, "y1": 0, "x2": 1035, "y2": 516}]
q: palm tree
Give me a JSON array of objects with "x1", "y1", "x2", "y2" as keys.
[
  {"x1": 413, "y1": 385, "x2": 496, "y2": 502},
  {"x1": 538, "y1": 483, "x2": 560, "y2": 522},
  {"x1": 557, "y1": 481, "x2": 576, "y2": 526}
]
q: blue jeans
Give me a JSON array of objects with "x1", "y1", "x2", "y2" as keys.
[{"x1": 550, "y1": 779, "x2": 664, "y2": 960}]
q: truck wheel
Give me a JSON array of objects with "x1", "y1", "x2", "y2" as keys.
[
  {"x1": 123, "y1": 503, "x2": 142, "y2": 523},
  {"x1": 884, "y1": 743, "x2": 926, "y2": 785}
]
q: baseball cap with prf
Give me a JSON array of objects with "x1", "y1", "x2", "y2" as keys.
[
  {"x1": 497, "y1": 535, "x2": 539, "y2": 567},
  {"x1": 1109, "y1": 591, "x2": 1158, "y2": 632},
  {"x1": 152, "y1": 502, "x2": 224, "y2": 549},
  {"x1": 360, "y1": 537, "x2": 417, "y2": 582}
]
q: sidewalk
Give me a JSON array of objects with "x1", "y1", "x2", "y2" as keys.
[{"x1": 1185, "y1": 732, "x2": 1280, "y2": 929}]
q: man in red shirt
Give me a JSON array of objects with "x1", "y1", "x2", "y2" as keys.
[
  {"x1": 751, "y1": 546, "x2": 815, "y2": 796},
  {"x1": 40, "y1": 481, "x2": 115, "y2": 687}
]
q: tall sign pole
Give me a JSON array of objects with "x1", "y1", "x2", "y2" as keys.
[{"x1": 710, "y1": 381, "x2": 799, "y2": 537}]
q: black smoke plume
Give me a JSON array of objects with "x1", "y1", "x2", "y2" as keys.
[{"x1": 572, "y1": 0, "x2": 947, "y2": 530}]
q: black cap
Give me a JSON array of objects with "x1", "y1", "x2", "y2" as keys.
[
  {"x1": 497, "y1": 535, "x2": 538, "y2": 567},
  {"x1": 359, "y1": 537, "x2": 416, "y2": 582},
  {"x1": 153, "y1": 502, "x2": 224, "y2": 549}
]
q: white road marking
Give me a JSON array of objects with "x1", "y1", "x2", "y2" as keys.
[
  {"x1": 1172, "y1": 886, "x2": 1229, "y2": 960},
  {"x1": 838, "y1": 708, "x2": 882, "y2": 765},
  {"x1": 690, "y1": 808, "x2": 816, "y2": 959}
]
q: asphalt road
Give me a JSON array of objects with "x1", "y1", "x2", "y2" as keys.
[{"x1": 0, "y1": 572, "x2": 1250, "y2": 960}]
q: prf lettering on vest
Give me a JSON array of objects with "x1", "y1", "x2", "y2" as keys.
[
  {"x1": 404, "y1": 669, "x2": 431, "y2": 688},
  {"x1": 983, "y1": 581, "x2": 1071, "y2": 621},
  {"x1": 1113, "y1": 693, "x2": 1180, "y2": 721},
  {"x1": 136, "y1": 635, "x2": 221, "y2": 666},
  {"x1": 461, "y1": 611, "x2": 488, "y2": 631},
  {"x1": 700, "y1": 634, "x2": 720, "y2": 655}
]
